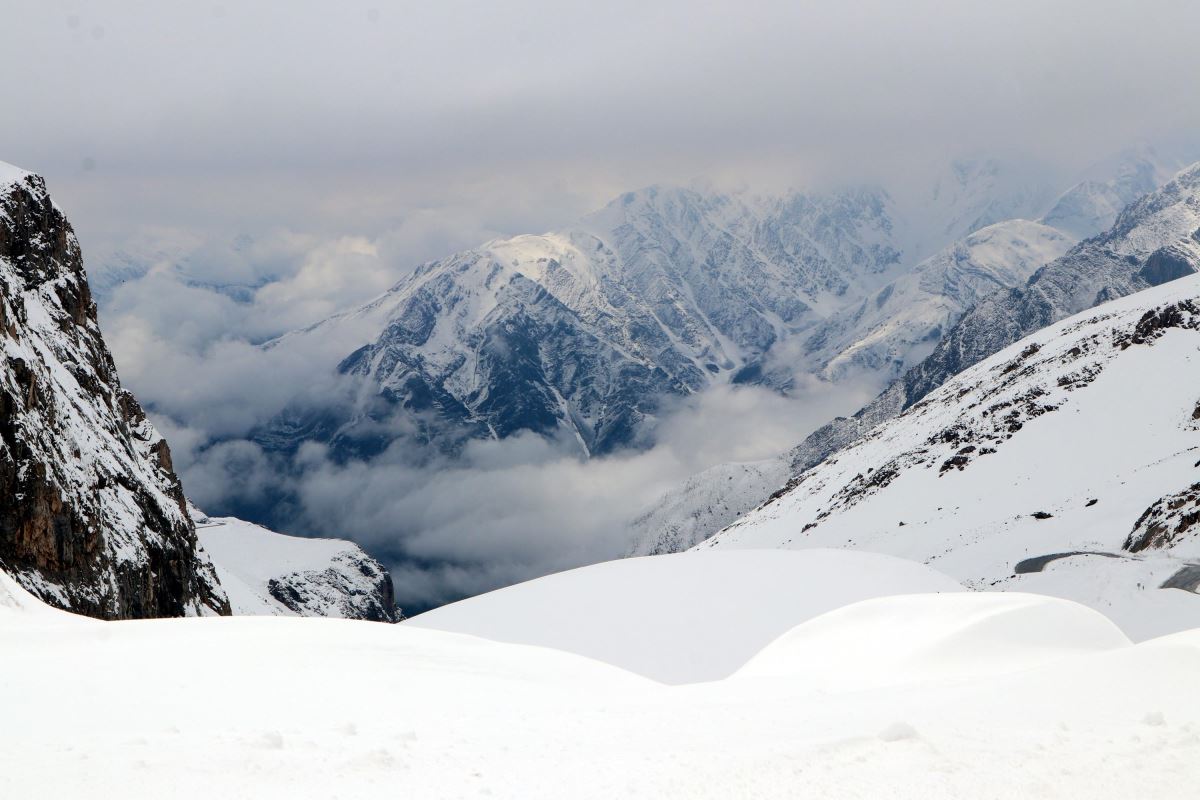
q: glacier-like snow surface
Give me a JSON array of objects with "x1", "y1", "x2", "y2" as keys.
[{"x1": 4, "y1": 551, "x2": 1200, "y2": 798}]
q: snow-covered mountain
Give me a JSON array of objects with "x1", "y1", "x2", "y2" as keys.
[
  {"x1": 0, "y1": 162, "x2": 399, "y2": 622},
  {"x1": 194, "y1": 509, "x2": 400, "y2": 621},
  {"x1": 633, "y1": 160, "x2": 1200, "y2": 557},
  {"x1": 257, "y1": 184, "x2": 916, "y2": 458},
  {"x1": 704, "y1": 274, "x2": 1200, "y2": 640},
  {"x1": 255, "y1": 160, "x2": 1100, "y2": 462},
  {"x1": 629, "y1": 219, "x2": 1074, "y2": 555},
  {"x1": 1041, "y1": 146, "x2": 1169, "y2": 239},
  {"x1": 810, "y1": 219, "x2": 1074, "y2": 382},
  {"x1": 0, "y1": 163, "x2": 229, "y2": 618},
  {"x1": 794, "y1": 158, "x2": 1200, "y2": 474}
]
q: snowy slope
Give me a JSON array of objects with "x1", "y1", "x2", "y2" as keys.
[
  {"x1": 625, "y1": 458, "x2": 790, "y2": 556},
  {"x1": 628, "y1": 219, "x2": 1075, "y2": 556},
  {"x1": 706, "y1": 275, "x2": 1200, "y2": 641},
  {"x1": 194, "y1": 511, "x2": 399, "y2": 622},
  {"x1": 1040, "y1": 145, "x2": 1169, "y2": 239},
  {"x1": 5, "y1": 565, "x2": 1200, "y2": 798},
  {"x1": 0, "y1": 163, "x2": 228, "y2": 618},
  {"x1": 407, "y1": 549, "x2": 961, "y2": 683},
  {"x1": 815, "y1": 219, "x2": 1074, "y2": 382}
]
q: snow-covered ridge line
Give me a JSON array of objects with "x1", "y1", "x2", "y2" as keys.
[
  {"x1": 194, "y1": 510, "x2": 400, "y2": 622},
  {"x1": 253, "y1": 152, "x2": 1167, "y2": 466},
  {"x1": 706, "y1": 273, "x2": 1200, "y2": 640}
]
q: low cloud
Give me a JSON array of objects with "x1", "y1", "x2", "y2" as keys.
[{"x1": 177, "y1": 377, "x2": 876, "y2": 612}]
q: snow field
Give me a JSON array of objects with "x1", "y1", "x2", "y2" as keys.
[{"x1": 5, "y1": 550, "x2": 1200, "y2": 798}]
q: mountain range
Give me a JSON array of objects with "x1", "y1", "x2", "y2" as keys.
[
  {"x1": 237, "y1": 151, "x2": 1166, "y2": 473},
  {"x1": 633, "y1": 158, "x2": 1200, "y2": 556}
]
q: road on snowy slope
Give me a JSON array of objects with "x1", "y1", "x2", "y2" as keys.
[{"x1": 1014, "y1": 551, "x2": 1200, "y2": 593}]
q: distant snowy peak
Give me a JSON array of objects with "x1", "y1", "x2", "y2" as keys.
[
  {"x1": 259, "y1": 182, "x2": 921, "y2": 458},
  {"x1": 815, "y1": 219, "x2": 1075, "y2": 382},
  {"x1": 0, "y1": 167, "x2": 229, "y2": 618},
  {"x1": 919, "y1": 156, "x2": 1062, "y2": 251},
  {"x1": 706, "y1": 275, "x2": 1200, "y2": 639},
  {"x1": 193, "y1": 510, "x2": 399, "y2": 622},
  {"x1": 1041, "y1": 147, "x2": 1172, "y2": 239}
]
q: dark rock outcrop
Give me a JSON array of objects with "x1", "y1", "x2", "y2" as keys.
[
  {"x1": 0, "y1": 167, "x2": 229, "y2": 618},
  {"x1": 1125, "y1": 483, "x2": 1200, "y2": 553}
]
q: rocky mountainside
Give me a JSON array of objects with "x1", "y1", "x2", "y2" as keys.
[
  {"x1": 788, "y1": 161, "x2": 1200, "y2": 473},
  {"x1": 631, "y1": 157, "x2": 1193, "y2": 556},
  {"x1": 0, "y1": 162, "x2": 400, "y2": 622},
  {"x1": 702, "y1": 274, "x2": 1200, "y2": 639},
  {"x1": 0, "y1": 163, "x2": 229, "y2": 618},
  {"x1": 258, "y1": 184, "x2": 914, "y2": 458},
  {"x1": 808, "y1": 219, "x2": 1074, "y2": 383},
  {"x1": 192, "y1": 508, "x2": 399, "y2": 622},
  {"x1": 257, "y1": 159, "x2": 1094, "y2": 461}
]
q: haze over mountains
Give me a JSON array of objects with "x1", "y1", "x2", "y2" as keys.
[
  {"x1": 634, "y1": 158, "x2": 1200, "y2": 554},
  {"x1": 79, "y1": 145, "x2": 1190, "y2": 608}
]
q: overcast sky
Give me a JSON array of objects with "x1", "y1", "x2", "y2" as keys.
[
  {"x1": 7, "y1": 0, "x2": 1200, "y2": 607},
  {"x1": 6, "y1": 0, "x2": 1200, "y2": 252}
]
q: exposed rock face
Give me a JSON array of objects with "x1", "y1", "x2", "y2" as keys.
[
  {"x1": 0, "y1": 165, "x2": 229, "y2": 618},
  {"x1": 267, "y1": 550, "x2": 398, "y2": 622},
  {"x1": 194, "y1": 511, "x2": 400, "y2": 622},
  {"x1": 1125, "y1": 483, "x2": 1200, "y2": 553}
]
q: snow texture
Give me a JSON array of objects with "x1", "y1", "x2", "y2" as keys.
[
  {"x1": 408, "y1": 548, "x2": 961, "y2": 683},
  {"x1": 4, "y1": 551, "x2": 1200, "y2": 798}
]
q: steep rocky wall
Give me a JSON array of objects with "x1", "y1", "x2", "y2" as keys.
[{"x1": 0, "y1": 168, "x2": 229, "y2": 618}]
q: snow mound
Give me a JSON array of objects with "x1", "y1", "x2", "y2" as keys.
[
  {"x1": 408, "y1": 549, "x2": 961, "y2": 683},
  {"x1": 737, "y1": 592, "x2": 1128, "y2": 687},
  {"x1": 7, "y1": 579, "x2": 1200, "y2": 798}
]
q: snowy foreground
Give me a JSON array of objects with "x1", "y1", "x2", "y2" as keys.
[{"x1": 5, "y1": 551, "x2": 1200, "y2": 799}]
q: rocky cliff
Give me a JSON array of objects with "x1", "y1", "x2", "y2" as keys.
[{"x1": 0, "y1": 163, "x2": 229, "y2": 618}]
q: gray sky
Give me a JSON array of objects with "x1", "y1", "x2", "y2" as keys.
[{"x1": 6, "y1": 0, "x2": 1200, "y2": 251}]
